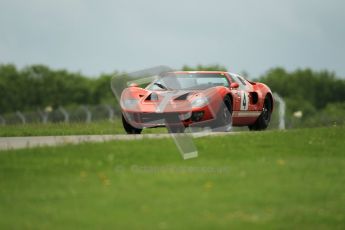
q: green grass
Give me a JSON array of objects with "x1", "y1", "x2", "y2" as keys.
[
  {"x1": 1, "y1": 127, "x2": 345, "y2": 229},
  {"x1": 0, "y1": 120, "x2": 167, "y2": 137}
]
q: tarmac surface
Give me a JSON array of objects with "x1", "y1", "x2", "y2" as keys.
[{"x1": 0, "y1": 132, "x2": 236, "y2": 151}]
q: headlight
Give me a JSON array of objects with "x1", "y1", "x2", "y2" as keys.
[
  {"x1": 179, "y1": 112, "x2": 192, "y2": 120},
  {"x1": 191, "y1": 97, "x2": 208, "y2": 108},
  {"x1": 122, "y1": 99, "x2": 138, "y2": 108}
]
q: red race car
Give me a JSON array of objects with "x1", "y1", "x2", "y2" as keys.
[{"x1": 120, "y1": 71, "x2": 273, "y2": 134}]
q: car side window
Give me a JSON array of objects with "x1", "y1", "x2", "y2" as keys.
[
  {"x1": 237, "y1": 76, "x2": 247, "y2": 86},
  {"x1": 229, "y1": 73, "x2": 247, "y2": 90},
  {"x1": 228, "y1": 74, "x2": 236, "y2": 83}
]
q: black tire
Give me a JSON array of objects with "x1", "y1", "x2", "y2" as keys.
[
  {"x1": 249, "y1": 95, "x2": 272, "y2": 131},
  {"x1": 212, "y1": 95, "x2": 232, "y2": 132},
  {"x1": 122, "y1": 114, "x2": 142, "y2": 134}
]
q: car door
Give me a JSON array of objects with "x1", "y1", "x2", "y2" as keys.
[
  {"x1": 229, "y1": 74, "x2": 252, "y2": 111},
  {"x1": 228, "y1": 73, "x2": 262, "y2": 124}
]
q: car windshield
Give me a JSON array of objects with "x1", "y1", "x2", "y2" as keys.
[{"x1": 147, "y1": 73, "x2": 229, "y2": 90}]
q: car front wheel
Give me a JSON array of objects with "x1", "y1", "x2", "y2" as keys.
[
  {"x1": 122, "y1": 114, "x2": 142, "y2": 134},
  {"x1": 212, "y1": 95, "x2": 232, "y2": 132}
]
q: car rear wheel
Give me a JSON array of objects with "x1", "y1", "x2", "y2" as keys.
[
  {"x1": 122, "y1": 114, "x2": 142, "y2": 134},
  {"x1": 249, "y1": 95, "x2": 272, "y2": 131},
  {"x1": 212, "y1": 95, "x2": 232, "y2": 132}
]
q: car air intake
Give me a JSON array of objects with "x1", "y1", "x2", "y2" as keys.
[
  {"x1": 174, "y1": 93, "x2": 189, "y2": 101},
  {"x1": 145, "y1": 93, "x2": 159, "y2": 101}
]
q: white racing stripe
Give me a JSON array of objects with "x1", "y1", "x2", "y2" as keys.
[
  {"x1": 240, "y1": 91, "x2": 249, "y2": 110},
  {"x1": 233, "y1": 111, "x2": 261, "y2": 117}
]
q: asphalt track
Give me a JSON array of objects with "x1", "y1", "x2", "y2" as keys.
[{"x1": 0, "y1": 132, "x2": 236, "y2": 151}]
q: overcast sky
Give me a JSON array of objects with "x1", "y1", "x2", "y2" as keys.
[{"x1": 0, "y1": 0, "x2": 344, "y2": 78}]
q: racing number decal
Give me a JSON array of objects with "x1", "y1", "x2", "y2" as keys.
[{"x1": 240, "y1": 91, "x2": 249, "y2": 111}]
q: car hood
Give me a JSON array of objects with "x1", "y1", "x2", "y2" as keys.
[{"x1": 120, "y1": 86, "x2": 222, "y2": 113}]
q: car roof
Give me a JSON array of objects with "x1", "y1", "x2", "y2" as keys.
[{"x1": 167, "y1": 71, "x2": 229, "y2": 75}]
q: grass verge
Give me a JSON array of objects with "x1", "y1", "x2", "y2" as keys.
[
  {"x1": 0, "y1": 120, "x2": 167, "y2": 137},
  {"x1": 0, "y1": 126, "x2": 344, "y2": 229}
]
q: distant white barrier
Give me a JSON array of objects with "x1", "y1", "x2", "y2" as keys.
[
  {"x1": 0, "y1": 115, "x2": 5, "y2": 125},
  {"x1": 59, "y1": 106, "x2": 70, "y2": 123},
  {"x1": 16, "y1": 111, "x2": 26, "y2": 124},
  {"x1": 37, "y1": 109, "x2": 48, "y2": 124},
  {"x1": 80, "y1": 106, "x2": 92, "y2": 123},
  {"x1": 273, "y1": 92, "x2": 286, "y2": 130},
  {"x1": 104, "y1": 104, "x2": 115, "y2": 122}
]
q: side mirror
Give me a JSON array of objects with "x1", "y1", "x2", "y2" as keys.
[
  {"x1": 230, "y1": 82, "x2": 239, "y2": 89},
  {"x1": 129, "y1": 83, "x2": 139, "y2": 87}
]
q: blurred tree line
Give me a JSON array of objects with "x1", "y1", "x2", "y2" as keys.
[
  {"x1": 0, "y1": 64, "x2": 344, "y2": 126},
  {"x1": 0, "y1": 64, "x2": 126, "y2": 113},
  {"x1": 256, "y1": 67, "x2": 345, "y2": 127},
  {"x1": 258, "y1": 68, "x2": 345, "y2": 112}
]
